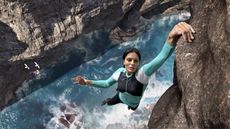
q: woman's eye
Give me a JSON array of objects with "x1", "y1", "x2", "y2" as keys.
[
  {"x1": 127, "y1": 59, "x2": 132, "y2": 62},
  {"x1": 126, "y1": 58, "x2": 139, "y2": 63}
]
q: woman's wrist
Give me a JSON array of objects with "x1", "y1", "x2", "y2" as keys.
[
  {"x1": 166, "y1": 35, "x2": 179, "y2": 46},
  {"x1": 85, "y1": 79, "x2": 92, "y2": 85},
  {"x1": 167, "y1": 36, "x2": 174, "y2": 46}
]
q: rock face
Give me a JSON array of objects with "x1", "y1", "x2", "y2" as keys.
[
  {"x1": 0, "y1": 0, "x2": 187, "y2": 109},
  {"x1": 0, "y1": 0, "x2": 125, "y2": 110},
  {"x1": 0, "y1": 0, "x2": 124, "y2": 60},
  {"x1": 148, "y1": 0, "x2": 230, "y2": 129}
]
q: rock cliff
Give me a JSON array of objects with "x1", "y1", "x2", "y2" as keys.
[
  {"x1": 148, "y1": 0, "x2": 230, "y2": 129},
  {"x1": 0, "y1": 0, "x2": 186, "y2": 109}
]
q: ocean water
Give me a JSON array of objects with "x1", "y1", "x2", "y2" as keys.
[{"x1": 0, "y1": 13, "x2": 190, "y2": 129}]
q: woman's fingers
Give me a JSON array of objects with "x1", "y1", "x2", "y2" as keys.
[
  {"x1": 72, "y1": 77, "x2": 79, "y2": 84},
  {"x1": 72, "y1": 76, "x2": 86, "y2": 85},
  {"x1": 76, "y1": 76, "x2": 81, "y2": 82},
  {"x1": 181, "y1": 22, "x2": 192, "y2": 42},
  {"x1": 183, "y1": 31, "x2": 189, "y2": 42},
  {"x1": 177, "y1": 22, "x2": 188, "y2": 42},
  {"x1": 77, "y1": 77, "x2": 84, "y2": 84},
  {"x1": 187, "y1": 31, "x2": 194, "y2": 43},
  {"x1": 177, "y1": 22, "x2": 195, "y2": 42},
  {"x1": 182, "y1": 22, "x2": 195, "y2": 42},
  {"x1": 187, "y1": 23, "x2": 196, "y2": 33}
]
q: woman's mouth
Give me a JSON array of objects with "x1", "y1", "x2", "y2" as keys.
[{"x1": 128, "y1": 67, "x2": 134, "y2": 71}]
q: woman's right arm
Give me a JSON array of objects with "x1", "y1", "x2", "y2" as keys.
[
  {"x1": 73, "y1": 68, "x2": 124, "y2": 88},
  {"x1": 91, "y1": 77, "x2": 116, "y2": 88},
  {"x1": 73, "y1": 75, "x2": 116, "y2": 88}
]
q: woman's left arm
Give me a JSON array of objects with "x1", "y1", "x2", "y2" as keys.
[{"x1": 142, "y1": 22, "x2": 195, "y2": 76}]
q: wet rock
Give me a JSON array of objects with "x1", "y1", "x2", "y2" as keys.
[
  {"x1": 58, "y1": 102, "x2": 79, "y2": 128},
  {"x1": 109, "y1": 26, "x2": 137, "y2": 43},
  {"x1": 148, "y1": 0, "x2": 230, "y2": 129},
  {"x1": 59, "y1": 113, "x2": 76, "y2": 128}
]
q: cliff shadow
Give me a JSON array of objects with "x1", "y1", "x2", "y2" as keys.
[
  {"x1": 0, "y1": 21, "x2": 29, "y2": 110},
  {"x1": 142, "y1": 0, "x2": 181, "y2": 19},
  {"x1": 0, "y1": 21, "x2": 28, "y2": 65}
]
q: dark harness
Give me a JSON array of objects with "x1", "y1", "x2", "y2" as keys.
[{"x1": 116, "y1": 72, "x2": 144, "y2": 96}]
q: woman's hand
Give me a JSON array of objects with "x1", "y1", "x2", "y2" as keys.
[
  {"x1": 73, "y1": 76, "x2": 91, "y2": 85},
  {"x1": 167, "y1": 22, "x2": 195, "y2": 45}
]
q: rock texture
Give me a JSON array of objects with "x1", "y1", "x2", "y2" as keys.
[
  {"x1": 0, "y1": 0, "x2": 124, "y2": 60},
  {"x1": 0, "y1": 0, "x2": 188, "y2": 109},
  {"x1": 0, "y1": 0, "x2": 125, "y2": 110},
  {"x1": 148, "y1": 0, "x2": 230, "y2": 129}
]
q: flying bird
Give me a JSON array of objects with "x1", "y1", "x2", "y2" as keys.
[
  {"x1": 34, "y1": 62, "x2": 40, "y2": 69},
  {"x1": 24, "y1": 63, "x2": 30, "y2": 70}
]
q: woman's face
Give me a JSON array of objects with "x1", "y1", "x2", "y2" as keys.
[{"x1": 123, "y1": 52, "x2": 140, "y2": 74}]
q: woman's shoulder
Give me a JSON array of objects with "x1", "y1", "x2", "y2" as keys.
[
  {"x1": 115, "y1": 67, "x2": 125, "y2": 73},
  {"x1": 135, "y1": 67, "x2": 149, "y2": 84},
  {"x1": 112, "y1": 67, "x2": 125, "y2": 76},
  {"x1": 111, "y1": 67, "x2": 125, "y2": 80}
]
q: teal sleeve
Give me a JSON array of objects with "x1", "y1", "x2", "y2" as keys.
[
  {"x1": 91, "y1": 77, "x2": 116, "y2": 88},
  {"x1": 91, "y1": 67, "x2": 124, "y2": 88},
  {"x1": 142, "y1": 42, "x2": 175, "y2": 76}
]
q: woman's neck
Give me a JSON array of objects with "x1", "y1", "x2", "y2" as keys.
[{"x1": 125, "y1": 71, "x2": 133, "y2": 77}]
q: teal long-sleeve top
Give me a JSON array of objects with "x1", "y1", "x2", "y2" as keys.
[{"x1": 91, "y1": 42, "x2": 175, "y2": 108}]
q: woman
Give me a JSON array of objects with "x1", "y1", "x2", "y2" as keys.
[{"x1": 73, "y1": 22, "x2": 195, "y2": 110}]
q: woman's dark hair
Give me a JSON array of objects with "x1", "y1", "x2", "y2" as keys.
[{"x1": 122, "y1": 47, "x2": 141, "y2": 61}]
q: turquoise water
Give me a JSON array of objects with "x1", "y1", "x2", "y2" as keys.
[{"x1": 0, "y1": 13, "x2": 189, "y2": 129}]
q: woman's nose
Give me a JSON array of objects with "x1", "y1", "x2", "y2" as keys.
[{"x1": 130, "y1": 60, "x2": 135, "y2": 64}]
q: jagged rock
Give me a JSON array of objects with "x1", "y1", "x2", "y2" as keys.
[
  {"x1": 141, "y1": 0, "x2": 188, "y2": 19},
  {"x1": 110, "y1": 0, "x2": 190, "y2": 43},
  {"x1": 148, "y1": 0, "x2": 230, "y2": 129},
  {"x1": 58, "y1": 102, "x2": 78, "y2": 128},
  {"x1": 109, "y1": 26, "x2": 137, "y2": 43},
  {"x1": 59, "y1": 113, "x2": 76, "y2": 128},
  {"x1": 0, "y1": 0, "x2": 124, "y2": 60}
]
